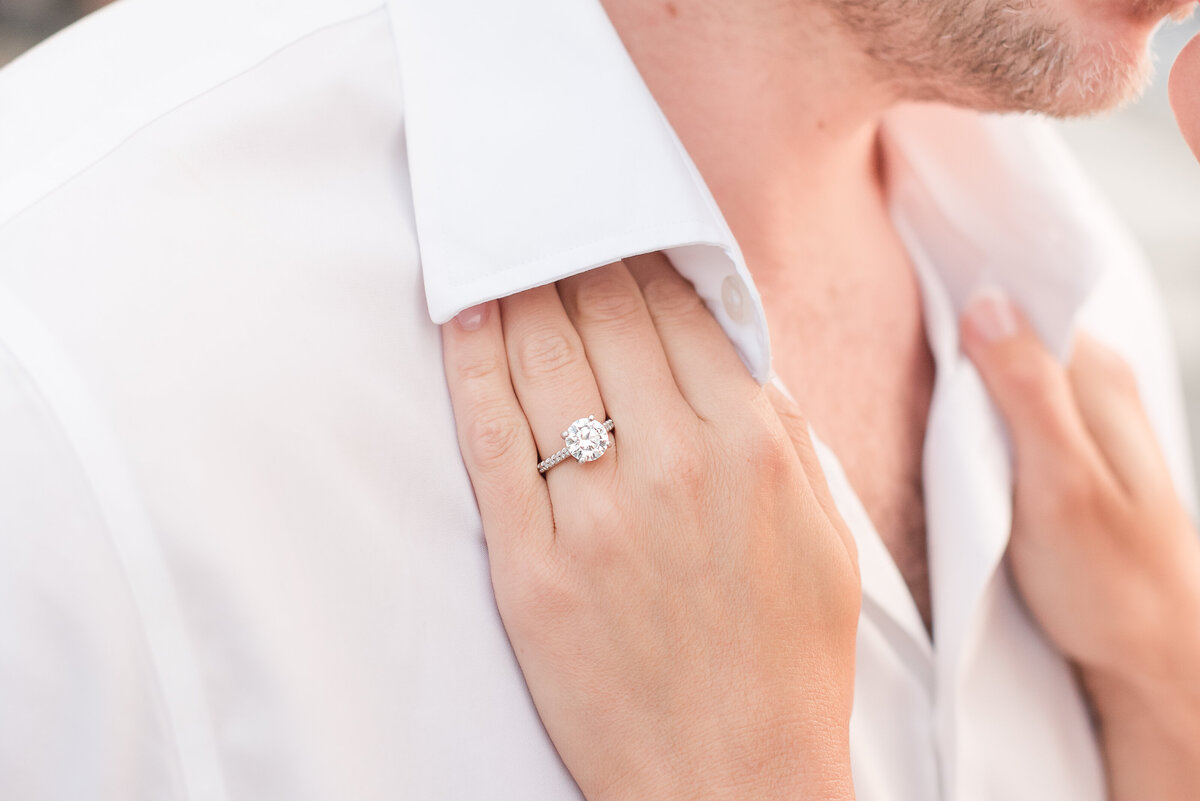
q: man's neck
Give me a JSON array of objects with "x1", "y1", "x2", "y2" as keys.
[
  {"x1": 602, "y1": 0, "x2": 940, "y2": 631},
  {"x1": 599, "y1": 0, "x2": 897, "y2": 295}
]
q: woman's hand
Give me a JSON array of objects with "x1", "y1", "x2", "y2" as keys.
[
  {"x1": 441, "y1": 253, "x2": 860, "y2": 801},
  {"x1": 961, "y1": 289, "x2": 1200, "y2": 800}
]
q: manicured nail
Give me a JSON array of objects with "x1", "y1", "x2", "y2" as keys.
[
  {"x1": 964, "y1": 286, "x2": 1018, "y2": 343},
  {"x1": 454, "y1": 302, "x2": 488, "y2": 331}
]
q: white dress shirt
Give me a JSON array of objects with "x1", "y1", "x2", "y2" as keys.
[{"x1": 0, "y1": 1, "x2": 1194, "y2": 799}]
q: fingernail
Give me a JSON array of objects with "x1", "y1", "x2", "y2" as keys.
[
  {"x1": 454, "y1": 302, "x2": 489, "y2": 331},
  {"x1": 964, "y1": 286, "x2": 1018, "y2": 343}
]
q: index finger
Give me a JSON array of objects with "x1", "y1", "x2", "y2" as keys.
[{"x1": 442, "y1": 300, "x2": 554, "y2": 563}]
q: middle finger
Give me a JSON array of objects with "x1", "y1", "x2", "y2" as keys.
[{"x1": 558, "y1": 260, "x2": 693, "y2": 446}]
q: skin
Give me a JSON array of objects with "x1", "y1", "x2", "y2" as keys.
[
  {"x1": 442, "y1": 0, "x2": 1200, "y2": 797},
  {"x1": 598, "y1": 0, "x2": 939, "y2": 626},
  {"x1": 594, "y1": 0, "x2": 1194, "y2": 627},
  {"x1": 443, "y1": 255, "x2": 859, "y2": 800},
  {"x1": 960, "y1": 292, "x2": 1200, "y2": 800},
  {"x1": 1172, "y1": 33, "x2": 1200, "y2": 159}
]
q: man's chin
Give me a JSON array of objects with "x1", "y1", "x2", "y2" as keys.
[
  {"x1": 844, "y1": 0, "x2": 1178, "y2": 118},
  {"x1": 914, "y1": 67, "x2": 1147, "y2": 120},
  {"x1": 1039, "y1": 43, "x2": 1153, "y2": 118},
  {"x1": 939, "y1": 36, "x2": 1156, "y2": 119},
  {"x1": 1042, "y1": 0, "x2": 1199, "y2": 116},
  {"x1": 1041, "y1": 57, "x2": 1152, "y2": 118}
]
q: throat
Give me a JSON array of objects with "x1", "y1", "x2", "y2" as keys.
[
  {"x1": 762, "y1": 243, "x2": 938, "y2": 637},
  {"x1": 594, "y1": 0, "x2": 937, "y2": 633}
]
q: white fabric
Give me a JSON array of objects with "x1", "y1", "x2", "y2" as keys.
[{"x1": 0, "y1": 1, "x2": 1194, "y2": 799}]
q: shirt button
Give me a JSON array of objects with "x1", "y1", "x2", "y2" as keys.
[{"x1": 721, "y1": 274, "x2": 748, "y2": 324}]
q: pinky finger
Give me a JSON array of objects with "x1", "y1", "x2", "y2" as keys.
[
  {"x1": 765, "y1": 382, "x2": 859, "y2": 567},
  {"x1": 442, "y1": 300, "x2": 554, "y2": 564}
]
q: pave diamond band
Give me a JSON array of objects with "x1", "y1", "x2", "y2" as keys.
[{"x1": 537, "y1": 415, "x2": 615, "y2": 475}]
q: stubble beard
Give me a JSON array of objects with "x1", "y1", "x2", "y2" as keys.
[{"x1": 826, "y1": 0, "x2": 1160, "y2": 117}]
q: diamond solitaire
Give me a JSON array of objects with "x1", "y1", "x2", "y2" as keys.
[
  {"x1": 565, "y1": 416, "x2": 610, "y2": 462},
  {"x1": 537, "y1": 415, "x2": 616, "y2": 474}
]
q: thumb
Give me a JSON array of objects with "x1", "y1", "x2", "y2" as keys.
[
  {"x1": 960, "y1": 287, "x2": 1095, "y2": 469},
  {"x1": 1170, "y1": 34, "x2": 1200, "y2": 163}
]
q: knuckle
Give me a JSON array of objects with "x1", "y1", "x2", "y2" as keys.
[
  {"x1": 502, "y1": 556, "x2": 577, "y2": 632},
  {"x1": 997, "y1": 354, "x2": 1079, "y2": 438},
  {"x1": 997, "y1": 349, "x2": 1057, "y2": 397},
  {"x1": 640, "y1": 274, "x2": 705, "y2": 324},
  {"x1": 655, "y1": 430, "x2": 707, "y2": 490},
  {"x1": 456, "y1": 352, "x2": 506, "y2": 385},
  {"x1": 573, "y1": 271, "x2": 643, "y2": 325},
  {"x1": 745, "y1": 427, "x2": 794, "y2": 477},
  {"x1": 567, "y1": 484, "x2": 627, "y2": 532},
  {"x1": 573, "y1": 509, "x2": 643, "y2": 573},
  {"x1": 462, "y1": 409, "x2": 527, "y2": 468},
  {"x1": 514, "y1": 328, "x2": 581, "y2": 381},
  {"x1": 518, "y1": 554, "x2": 571, "y2": 607},
  {"x1": 1046, "y1": 464, "x2": 1105, "y2": 517}
]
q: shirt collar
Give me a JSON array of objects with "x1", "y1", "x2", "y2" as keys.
[
  {"x1": 387, "y1": 0, "x2": 1130, "y2": 379},
  {"x1": 387, "y1": 0, "x2": 773, "y2": 382},
  {"x1": 880, "y1": 102, "x2": 1131, "y2": 362},
  {"x1": 389, "y1": 0, "x2": 1147, "y2": 667},
  {"x1": 878, "y1": 106, "x2": 1144, "y2": 671}
]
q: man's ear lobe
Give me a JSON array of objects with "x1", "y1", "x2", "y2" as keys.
[{"x1": 1169, "y1": 34, "x2": 1200, "y2": 163}]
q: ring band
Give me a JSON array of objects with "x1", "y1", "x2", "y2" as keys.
[{"x1": 538, "y1": 415, "x2": 615, "y2": 474}]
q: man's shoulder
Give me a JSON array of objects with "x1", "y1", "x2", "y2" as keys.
[
  {"x1": 0, "y1": 0, "x2": 390, "y2": 229},
  {"x1": 0, "y1": 0, "x2": 426, "y2": 470}
]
